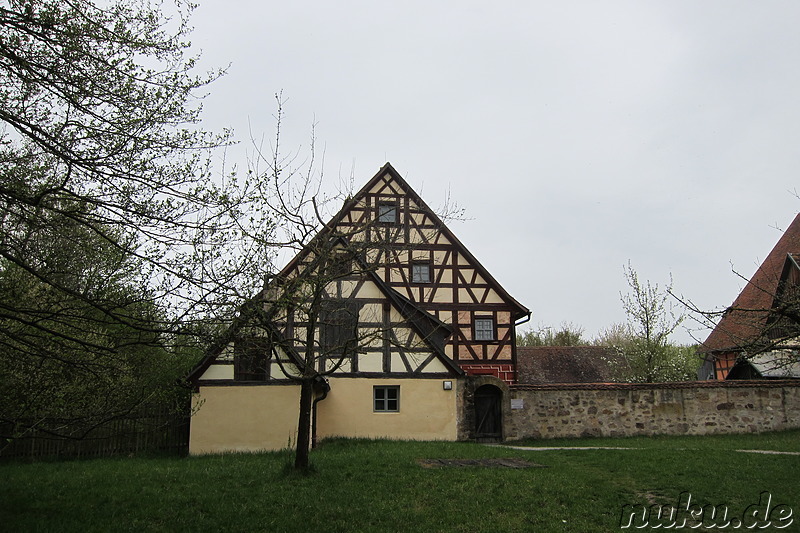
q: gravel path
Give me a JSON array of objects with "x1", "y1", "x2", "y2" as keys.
[{"x1": 497, "y1": 445, "x2": 636, "y2": 451}]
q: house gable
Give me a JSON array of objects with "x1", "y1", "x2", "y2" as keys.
[
  {"x1": 702, "y1": 213, "x2": 800, "y2": 379},
  {"x1": 257, "y1": 163, "x2": 529, "y2": 383},
  {"x1": 327, "y1": 163, "x2": 530, "y2": 382},
  {"x1": 338, "y1": 164, "x2": 528, "y2": 316},
  {"x1": 192, "y1": 256, "x2": 463, "y2": 385}
]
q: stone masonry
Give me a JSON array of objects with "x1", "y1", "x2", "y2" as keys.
[{"x1": 506, "y1": 380, "x2": 800, "y2": 440}]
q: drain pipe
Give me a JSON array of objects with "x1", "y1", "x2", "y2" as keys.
[
  {"x1": 311, "y1": 376, "x2": 331, "y2": 449},
  {"x1": 512, "y1": 312, "x2": 532, "y2": 383}
]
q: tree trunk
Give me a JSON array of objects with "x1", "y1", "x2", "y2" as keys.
[{"x1": 294, "y1": 377, "x2": 314, "y2": 469}]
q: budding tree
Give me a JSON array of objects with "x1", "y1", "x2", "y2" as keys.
[
  {"x1": 0, "y1": 0, "x2": 270, "y2": 442},
  {"x1": 599, "y1": 263, "x2": 697, "y2": 382}
]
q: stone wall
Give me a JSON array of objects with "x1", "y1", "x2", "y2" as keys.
[{"x1": 506, "y1": 380, "x2": 800, "y2": 440}]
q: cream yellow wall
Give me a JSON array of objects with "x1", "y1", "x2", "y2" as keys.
[
  {"x1": 199, "y1": 364, "x2": 233, "y2": 380},
  {"x1": 190, "y1": 385, "x2": 301, "y2": 455},
  {"x1": 316, "y1": 377, "x2": 458, "y2": 441}
]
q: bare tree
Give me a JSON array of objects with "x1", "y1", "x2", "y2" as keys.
[
  {"x1": 219, "y1": 97, "x2": 458, "y2": 470},
  {"x1": 668, "y1": 214, "x2": 800, "y2": 378}
]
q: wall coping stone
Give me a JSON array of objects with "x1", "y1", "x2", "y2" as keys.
[{"x1": 511, "y1": 379, "x2": 800, "y2": 392}]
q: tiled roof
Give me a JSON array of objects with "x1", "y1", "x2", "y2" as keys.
[
  {"x1": 702, "y1": 213, "x2": 800, "y2": 354},
  {"x1": 516, "y1": 346, "x2": 624, "y2": 384}
]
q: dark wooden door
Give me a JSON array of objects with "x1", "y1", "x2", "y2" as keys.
[{"x1": 474, "y1": 385, "x2": 502, "y2": 442}]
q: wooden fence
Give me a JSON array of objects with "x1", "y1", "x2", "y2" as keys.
[{"x1": 0, "y1": 405, "x2": 190, "y2": 460}]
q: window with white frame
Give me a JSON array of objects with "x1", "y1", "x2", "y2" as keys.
[
  {"x1": 474, "y1": 317, "x2": 495, "y2": 341},
  {"x1": 373, "y1": 385, "x2": 399, "y2": 412},
  {"x1": 411, "y1": 262, "x2": 431, "y2": 283}
]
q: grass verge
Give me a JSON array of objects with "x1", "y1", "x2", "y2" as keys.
[{"x1": 1, "y1": 430, "x2": 798, "y2": 532}]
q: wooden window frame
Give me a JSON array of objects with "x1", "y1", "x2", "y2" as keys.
[
  {"x1": 377, "y1": 201, "x2": 399, "y2": 225},
  {"x1": 473, "y1": 317, "x2": 495, "y2": 342},
  {"x1": 373, "y1": 385, "x2": 400, "y2": 412},
  {"x1": 410, "y1": 261, "x2": 432, "y2": 284}
]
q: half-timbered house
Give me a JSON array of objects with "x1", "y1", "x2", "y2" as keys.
[{"x1": 188, "y1": 163, "x2": 530, "y2": 453}]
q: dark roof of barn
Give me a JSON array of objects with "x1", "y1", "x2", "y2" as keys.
[
  {"x1": 516, "y1": 346, "x2": 624, "y2": 384},
  {"x1": 702, "y1": 213, "x2": 800, "y2": 354}
]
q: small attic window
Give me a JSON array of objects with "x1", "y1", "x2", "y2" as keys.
[
  {"x1": 378, "y1": 202, "x2": 398, "y2": 224},
  {"x1": 411, "y1": 262, "x2": 431, "y2": 284}
]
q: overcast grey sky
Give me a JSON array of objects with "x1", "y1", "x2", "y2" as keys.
[{"x1": 190, "y1": 1, "x2": 800, "y2": 344}]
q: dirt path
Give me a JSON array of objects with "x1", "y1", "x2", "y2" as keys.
[
  {"x1": 735, "y1": 449, "x2": 800, "y2": 455},
  {"x1": 492, "y1": 445, "x2": 636, "y2": 451},
  {"x1": 491, "y1": 444, "x2": 800, "y2": 455}
]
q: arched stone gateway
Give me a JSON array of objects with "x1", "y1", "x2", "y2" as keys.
[{"x1": 459, "y1": 375, "x2": 509, "y2": 443}]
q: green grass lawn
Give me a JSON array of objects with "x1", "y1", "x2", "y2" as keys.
[{"x1": 2, "y1": 431, "x2": 799, "y2": 532}]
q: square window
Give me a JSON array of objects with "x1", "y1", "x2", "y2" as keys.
[
  {"x1": 378, "y1": 203, "x2": 398, "y2": 224},
  {"x1": 474, "y1": 318, "x2": 495, "y2": 341},
  {"x1": 374, "y1": 386, "x2": 399, "y2": 412},
  {"x1": 411, "y1": 262, "x2": 431, "y2": 283},
  {"x1": 234, "y1": 336, "x2": 271, "y2": 381}
]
